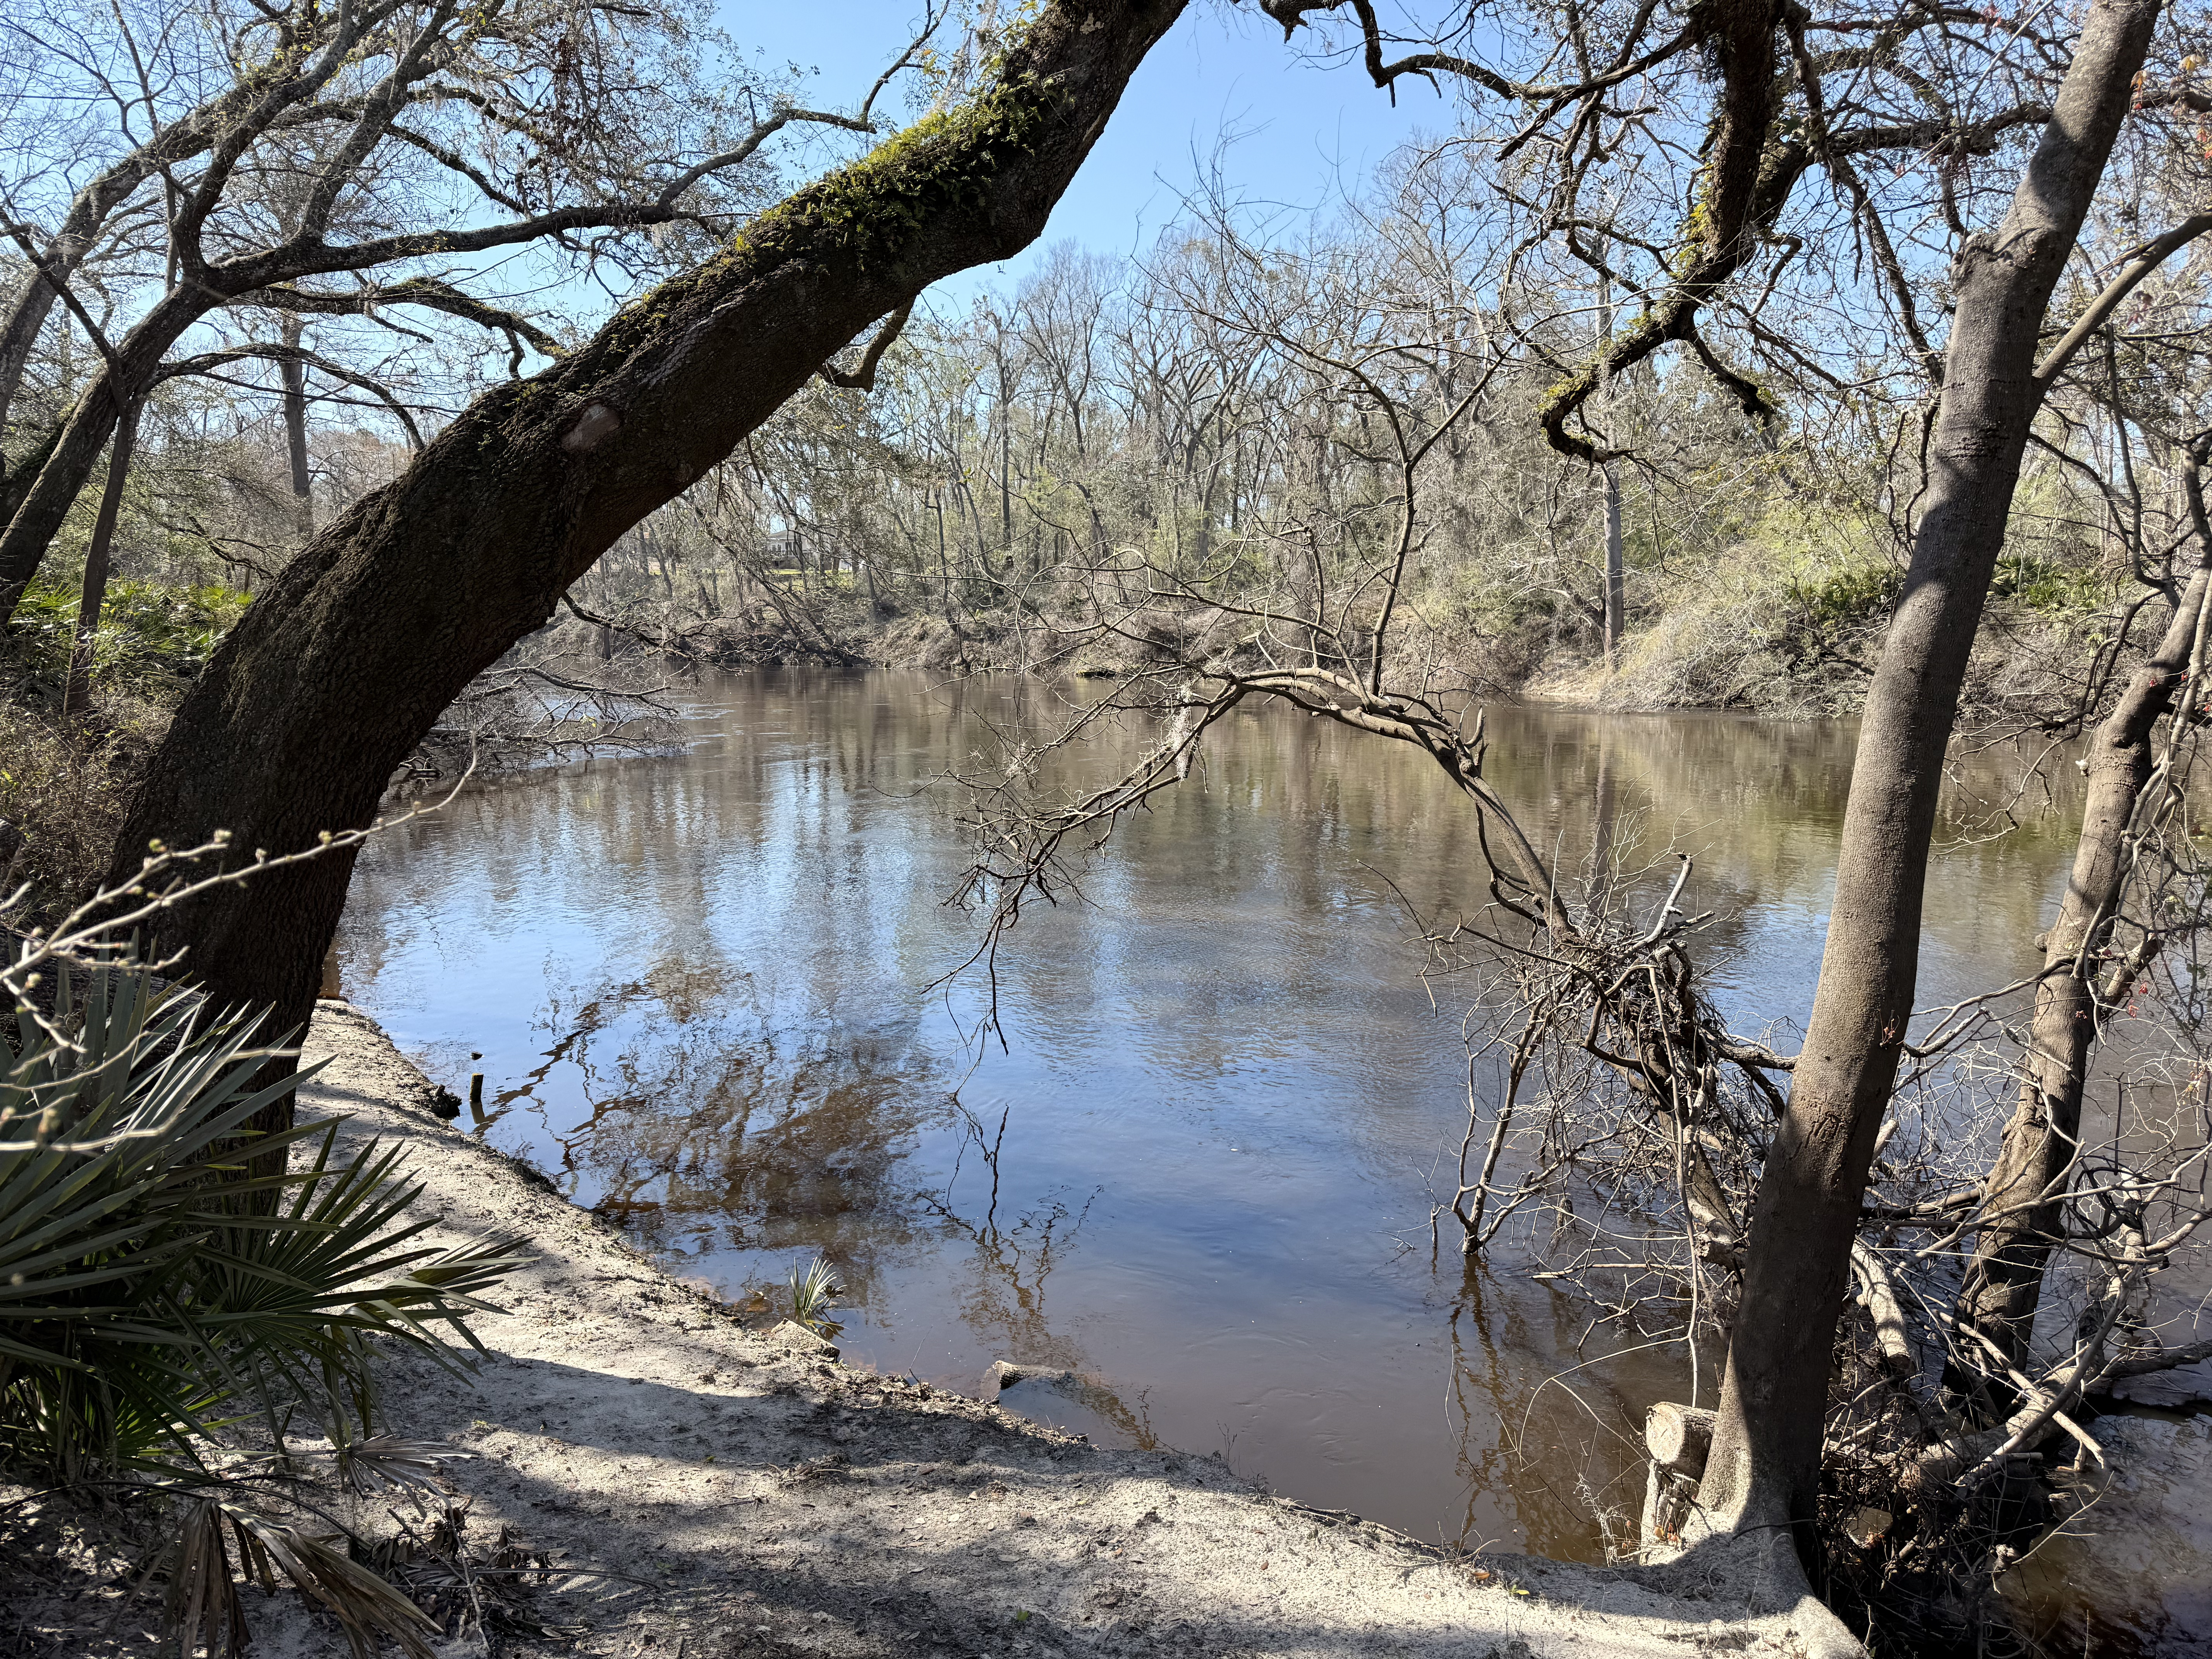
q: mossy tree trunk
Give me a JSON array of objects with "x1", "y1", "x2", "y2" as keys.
[{"x1": 105, "y1": 0, "x2": 1188, "y2": 1076}]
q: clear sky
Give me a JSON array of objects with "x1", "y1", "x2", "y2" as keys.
[{"x1": 724, "y1": 2, "x2": 1453, "y2": 304}]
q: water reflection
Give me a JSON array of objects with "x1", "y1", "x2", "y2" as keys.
[{"x1": 337, "y1": 671, "x2": 2085, "y2": 1570}]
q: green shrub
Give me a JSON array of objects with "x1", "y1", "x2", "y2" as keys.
[
  {"x1": 0, "y1": 965, "x2": 521, "y2": 1481},
  {"x1": 1988, "y1": 551, "x2": 2111, "y2": 615},
  {"x1": 1791, "y1": 562, "x2": 1903, "y2": 633},
  {"x1": 7, "y1": 577, "x2": 249, "y2": 695},
  {"x1": 1, "y1": 963, "x2": 525, "y2": 1655}
]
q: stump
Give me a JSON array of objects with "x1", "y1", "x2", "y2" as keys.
[{"x1": 1646, "y1": 1401, "x2": 1719, "y2": 1478}]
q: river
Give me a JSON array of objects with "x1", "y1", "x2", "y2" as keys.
[{"x1": 334, "y1": 668, "x2": 2208, "y2": 1653}]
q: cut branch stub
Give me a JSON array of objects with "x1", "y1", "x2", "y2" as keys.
[{"x1": 1647, "y1": 1401, "x2": 1719, "y2": 1477}]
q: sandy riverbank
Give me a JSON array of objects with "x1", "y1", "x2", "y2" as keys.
[{"x1": 8, "y1": 1004, "x2": 1862, "y2": 1657}]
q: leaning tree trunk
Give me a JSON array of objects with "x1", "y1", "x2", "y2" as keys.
[
  {"x1": 1950, "y1": 551, "x2": 2212, "y2": 1410},
  {"x1": 0, "y1": 422, "x2": 63, "y2": 546},
  {"x1": 0, "y1": 295, "x2": 203, "y2": 617},
  {"x1": 104, "y1": 0, "x2": 1188, "y2": 1078},
  {"x1": 1693, "y1": 0, "x2": 2164, "y2": 1559},
  {"x1": 0, "y1": 193, "x2": 120, "y2": 433}
]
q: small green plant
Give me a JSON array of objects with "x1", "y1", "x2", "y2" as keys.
[
  {"x1": 787, "y1": 1256, "x2": 842, "y2": 1331},
  {"x1": 1988, "y1": 551, "x2": 2110, "y2": 614}
]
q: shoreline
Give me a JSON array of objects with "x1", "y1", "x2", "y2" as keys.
[
  {"x1": 275, "y1": 1001, "x2": 1859, "y2": 1657},
  {"x1": 631, "y1": 611, "x2": 1874, "y2": 722}
]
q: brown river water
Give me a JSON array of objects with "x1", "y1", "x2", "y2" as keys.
[{"x1": 334, "y1": 669, "x2": 2210, "y2": 1653}]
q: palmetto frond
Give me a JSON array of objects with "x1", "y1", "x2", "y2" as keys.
[
  {"x1": 3, "y1": 962, "x2": 531, "y2": 1653},
  {"x1": 0, "y1": 960, "x2": 524, "y2": 1479},
  {"x1": 148, "y1": 1495, "x2": 444, "y2": 1659}
]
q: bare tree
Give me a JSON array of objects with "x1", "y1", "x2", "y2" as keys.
[
  {"x1": 1698, "y1": 0, "x2": 2171, "y2": 1552},
  {"x1": 0, "y1": 0, "x2": 905, "y2": 617}
]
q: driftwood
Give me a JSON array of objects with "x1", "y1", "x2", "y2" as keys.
[{"x1": 1851, "y1": 1243, "x2": 1916, "y2": 1377}]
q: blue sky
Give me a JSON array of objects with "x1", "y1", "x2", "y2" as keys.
[{"x1": 726, "y1": 2, "x2": 1453, "y2": 304}]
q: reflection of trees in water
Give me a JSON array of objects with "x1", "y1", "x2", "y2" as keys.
[
  {"x1": 919, "y1": 1103, "x2": 1156, "y2": 1447},
  {"x1": 497, "y1": 962, "x2": 1151, "y2": 1444},
  {"x1": 493, "y1": 958, "x2": 956, "y2": 1307},
  {"x1": 1443, "y1": 1269, "x2": 1653, "y2": 1563}
]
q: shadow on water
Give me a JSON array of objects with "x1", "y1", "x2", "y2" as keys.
[{"x1": 336, "y1": 668, "x2": 2201, "y2": 1644}]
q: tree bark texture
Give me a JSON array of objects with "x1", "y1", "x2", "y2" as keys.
[
  {"x1": 1695, "y1": 0, "x2": 2162, "y2": 1552},
  {"x1": 1950, "y1": 561, "x2": 2211, "y2": 1405},
  {"x1": 105, "y1": 0, "x2": 1188, "y2": 1065},
  {"x1": 63, "y1": 395, "x2": 141, "y2": 717},
  {"x1": 1602, "y1": 462, "x2": 1625, "y2": 665},
  {"x1": 280, "y1": 317, "x2": 313, "y2": 537}
]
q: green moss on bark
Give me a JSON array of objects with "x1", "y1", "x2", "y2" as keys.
[
  {"x1": 585, "y1": 74, "x2": 1063, "y2": 371},
  {"x1": 762, "y1": 76, "x2": 1060, "y2": 268}
]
